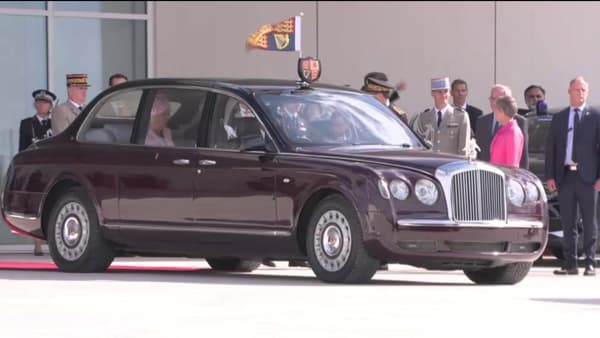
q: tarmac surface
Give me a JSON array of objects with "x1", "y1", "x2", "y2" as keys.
[{"x1": 1, "y1": 253, "x2": 599, "y2": 338}]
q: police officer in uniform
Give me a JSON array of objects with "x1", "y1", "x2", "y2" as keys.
[
  {"x1": 413, "y1": 77, "x2": 471, "y2": 156},
  {"x1": 19, "y1": 89, "x2": 56, "y2": 152},
  {"x1": 361, "y1": 72, "x2": 409, "y2": 125},
  {"x1": 18, "y1": 89, "x2": 56, "y2": 256}
]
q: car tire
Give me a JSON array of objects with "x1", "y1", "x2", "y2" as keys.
[
  {"x1": 47, "y1": 187, "x2": 115, "y2": 272},
  {"x1": 206, "y1": 258, "x2": 260, "y2": 272},
  {"x1": 306, "y1": 194, "x2": 380, "y2": 284},
  {"x1": 463, "y1": 262, "x2": 532, "y2": 285}
]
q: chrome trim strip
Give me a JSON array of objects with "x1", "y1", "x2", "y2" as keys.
[
  {"x1": 106, "y1": 223, "x2": 292, "y2": 237},
  {"x1": 4, "y1": 212, "x2": 38, "y2": 221},
  {"x1": 396, "y1": 219, "x2": 544, "y2": 228}
]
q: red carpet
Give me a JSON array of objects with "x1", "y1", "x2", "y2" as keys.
[{"x1": 0, "y1": 261, "x2": 206, "y2": 272}]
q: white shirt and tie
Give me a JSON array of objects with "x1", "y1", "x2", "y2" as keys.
[{"x1": 564, "y1": 105, "x2": 584, "y2": 166}]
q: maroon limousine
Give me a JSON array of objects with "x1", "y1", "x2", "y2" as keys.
[{"x1": 1, "y1": 75, "x2": 548, "y2": 284}]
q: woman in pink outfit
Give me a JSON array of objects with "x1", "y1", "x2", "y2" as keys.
[{"x1": 490, "y1": 96, "x2": 524, "y2": 167}]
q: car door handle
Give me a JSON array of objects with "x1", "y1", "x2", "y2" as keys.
[
  {"x1": 172, "y1": 159, "x2": 190, "y2": 165},
  {"x1": 198, "y1": 159, "x2": 216, "y2": 166}
]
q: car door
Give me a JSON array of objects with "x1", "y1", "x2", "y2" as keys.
[
  {"x1": 192, "y1": 93, "x2": 279, "y2": 234},
  {"x1": 118, "y1": 88, "x2": 207, "y2": 227}
]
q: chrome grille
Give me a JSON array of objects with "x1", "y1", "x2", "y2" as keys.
[{"x1": 451, "y1": 169, "x2": 505, "y2": 221}]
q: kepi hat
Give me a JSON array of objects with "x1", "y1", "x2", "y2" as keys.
[
  {"x1": 431, "y1": 77, "x2": 450, "y2": 91},
  {"x1": 66, "y1": 73, "x2": 91, "y2": 88}
]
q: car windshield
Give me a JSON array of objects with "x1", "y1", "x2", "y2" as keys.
[
  {"x1": 528, "y1": 115, "x2": 553, "y2": 153},
  {"x1": 255, "y1": 89, "x2": 424, "y2": 149}
]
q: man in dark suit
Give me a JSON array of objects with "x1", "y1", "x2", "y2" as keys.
[
  {"x1": 518, "y1": 84, "x2": 547, "y2": 116},
  {"x1": 475, "y1": 84, "x2": 529, "y2": 169},
  {"x1": 18, "y1": 88, "x2": 56, "y2": 256},
  {"x1": 451, "y1": 79, "x2": 483, "y2": 132},
  {"x1": 545, "y1": 76, "x2": 600, "y2": 276}
]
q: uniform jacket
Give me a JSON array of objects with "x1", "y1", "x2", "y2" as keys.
[
  {"x1": 413, "y1": 105, "x2": 471, "y2": 156},
  {"x1": 19, "y1": 115, "x2": 53, "y2": 151},
  {"x1": 545, "y1": 106, "x2": 600, "y2": 186},
  {"x1": 52, "y1": 100, "x2": 82, "y2": 135},
  {"x1": 465, "y1": 104, "x2": 483, "y2": 132}
]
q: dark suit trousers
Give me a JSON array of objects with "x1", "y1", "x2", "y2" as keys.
[{"x1": 558, "y1": 171, "x2": 598, "y2": 268}]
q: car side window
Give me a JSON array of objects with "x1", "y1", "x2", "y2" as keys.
[
  {"x1": 136, "y1": 88, "x2": 207, "y2": 148},
  {"x1": 78, "y1": 89, "x2": 142, "y2": 145},
  {"x1": 206, "y1": 94, "x2": 264, "y2": 150}
]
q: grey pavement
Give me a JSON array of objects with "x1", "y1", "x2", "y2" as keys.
[{"x1": 1, "y1": 253, "x2": 599, "y2": 338}]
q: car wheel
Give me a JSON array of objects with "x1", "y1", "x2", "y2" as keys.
[
  {"x1": 47, "y1": 187, "x2": 115, "y2": 272},
  {"x1": 463, "y1": 262, "x2": 532, "y2": 285},
  {"x1": 306, "y1": 195, "x2": 380, "y2": 283},
  {"x1": 206, "y1": 258, "x2": 260, "y2": 272}
]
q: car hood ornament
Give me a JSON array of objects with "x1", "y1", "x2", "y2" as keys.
[{"x1": 463, "y1": 138, "x2": 480, "y2": 162}]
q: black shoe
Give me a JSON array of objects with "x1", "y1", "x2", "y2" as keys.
[
  {"x1": 378, "y1": 263, "x2": 389, "y2": 271},
  {"x1": 33, "y1": 251, "x2": 43, "y2": 256},
  {"x1": 583, "y1": 266, "x2": 596, "y2": 276},
  {"x1": 553, "y1": 267, "x2": 578, "y2": 275},
  {"x1": 262, "y1": 259, "x2": 276, "y2": 267}
]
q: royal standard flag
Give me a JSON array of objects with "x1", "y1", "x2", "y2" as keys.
[{"x1": 247, "y1": 15, "x2": 302, "y2": 52}]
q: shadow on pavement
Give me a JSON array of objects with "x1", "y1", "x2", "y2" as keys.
[{"x1": 530, "y1": 298, "x2": 600, "y2": 306}]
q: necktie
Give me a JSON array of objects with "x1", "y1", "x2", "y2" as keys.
[
  {"x1": 492, "y1": 121, "x2": 501, "y2": 136},
  {"x1": 437, "y1": 111, "x2": 442, "y2": 128},
  {"x1": 573, "y1": 108, "x2": 581, "y2": 162}
]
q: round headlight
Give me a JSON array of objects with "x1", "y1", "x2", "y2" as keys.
[
  {"x1": 507, "y1": 179, "x2": 525, "y2": 207},
  {"x1": 389, "y1": 180, "x2": 410, "y2": 200},
  {"x1": 415, "y1": 179, "x2": 438, "y2": 205},
  {"x1": 525, "y1": 181, "x2": 540, "y2": 202}
]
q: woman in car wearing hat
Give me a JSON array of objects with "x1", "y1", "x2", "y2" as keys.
[{"x1": 18, "y1": 88, "x2": 57, "y2": 255}]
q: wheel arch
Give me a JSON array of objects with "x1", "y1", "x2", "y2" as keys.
[
  {"x1": 41, "y1": 175, "x2": 100, "y2": 237},
  {"x1": 295, "y1": 187, "x2": 363, "y2": 256}
]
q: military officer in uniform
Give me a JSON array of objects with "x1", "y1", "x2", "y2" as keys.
[
  {"x1": 413, "y1": 77, "x2": 471, "y2": 156},
  {"x1": 361, "y1": 72, "x2": 409, "y2": 125},
  {"x1": 19, "y1": 88, "x2": 56, "y2": 255},
  {"x1": 52, "y1": 73, "x2": 90, "y2": 135}
]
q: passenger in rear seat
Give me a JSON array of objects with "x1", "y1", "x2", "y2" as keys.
[{"x1": 145, "y1": 92, "x2": 175, "y2": 147}]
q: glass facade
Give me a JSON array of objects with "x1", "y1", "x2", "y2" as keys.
[{"x1": 0, "y1": 1, "x2": 150, "y2": 246}]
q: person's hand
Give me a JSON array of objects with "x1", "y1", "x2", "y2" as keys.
[
  {"x1": 595, "y1": 179, "x2": 600, "y2": 192},
  {"x1": 395, "y1": 81, "x2": 407, "y2": 91},
  {"x1": 547, "y1": 179, "x2": 557, "y2": 192}
]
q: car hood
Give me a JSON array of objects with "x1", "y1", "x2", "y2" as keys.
[{"x1": 295, "y1": 145, "x2": 470, "y2": 175}]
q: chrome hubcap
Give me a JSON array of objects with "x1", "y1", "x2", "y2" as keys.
[
  {"x1": 63, "y1": 216, "x2": 81, "y2": 246},
  {"x1": 313, "y1": 209, "x2": 352, "y2": 272},
  {"x1": 54, "y1": 202, "x2": 90, "y2": 261},
  {"x1": 322, "y1": 225, "x2": 342, "y2": 256}
]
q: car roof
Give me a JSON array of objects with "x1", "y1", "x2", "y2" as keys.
[{"x1": 114, "y1": 77, "x2": 361, "y2": 93}]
